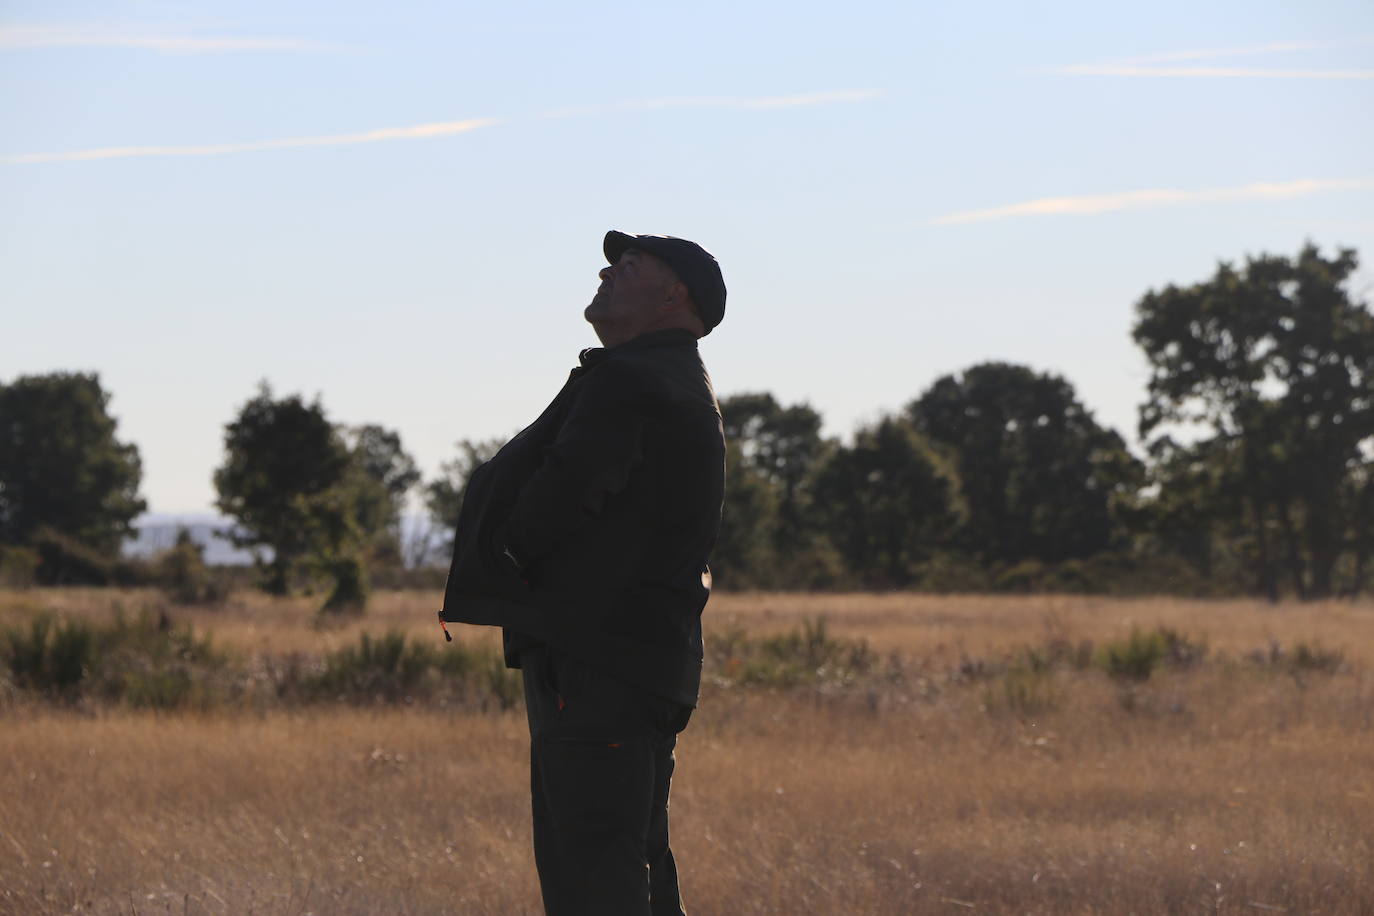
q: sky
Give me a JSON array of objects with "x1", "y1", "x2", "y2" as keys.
[{"x1": 3, "y1": 0, "x2": 1373, "y2": 516}]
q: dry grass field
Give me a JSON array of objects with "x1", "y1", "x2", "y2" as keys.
[{"x1": 2, "y1": 589, "x2": 1372, "y2": 915}]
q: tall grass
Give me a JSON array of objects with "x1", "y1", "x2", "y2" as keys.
[{"x1": 1, "y1": 589, "x2": 1371, "y2": 914}]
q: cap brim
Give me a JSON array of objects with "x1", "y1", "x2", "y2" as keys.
[{"x1": 604, "y1": 230, "x2": 637, "y2": 265}]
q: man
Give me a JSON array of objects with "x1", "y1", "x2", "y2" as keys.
[{"x1": 439, "y1": 230, "x2": 727, "y2": 915}]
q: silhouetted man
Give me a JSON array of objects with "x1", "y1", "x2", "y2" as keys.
[{"x1": 440, "y1": 230, "x2": 727, "y2": 915}]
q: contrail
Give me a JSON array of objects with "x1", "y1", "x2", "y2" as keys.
[
  {"x1": 621, "y1": 89, "x2": 885, "y2": 110},
  {"x1": 2, "y1": 119, "x2": 501, "y2": 164},
  {"x1": 1105, "y1": 38, "x2": 1374, "y2": 64},
  {"x1": 1056, "y1": 65, "x2": 1374, "y2": 79},
  {"x1": 1050, "y1": 36, "x2": 1374, "y2": 79},
  {"x1": 3, "y1": 88, "x2": 881, "y2": 165},
  {"x1": 542, "y1": 89, "x2": 885, "y2": 118},
  {"x1": 0, "y1": 25, "x2": 330, "y2": 52},
  {"x1": 931, "y1": 178, "x2": 1374, "y2": 225}
]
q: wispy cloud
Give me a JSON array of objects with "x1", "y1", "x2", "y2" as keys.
[
  {"x1": 543, "y1": 89, "x2": 885, "y2": 118},
  {"x1": 931, "y1": 178, "x2": 1374, "y2": 225},
  {"x1": 3, "y1": 88, "x2": 882, "y2": 165},
  {"x1": 624, "y1": 89, "x2": 886, "y2": 110},
  {"x1": 1058, "y1": 65, "x2": 1374, "y2": 79},
  {"x1": 1051, "y1": 37, "x2": 1374, "y2": 79},
  {"x1": 1108, "y1": 39, "x2": 1373, "y2": 64},
  {"x1": 0, "y1": 24, "x2": 329, "y2": 53},
  {"x1": 3, "y1": 119, "x2": 500, "y2": 164}
]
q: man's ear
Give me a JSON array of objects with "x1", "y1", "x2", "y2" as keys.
[{"x1": 663, "y1": 279, "x2": 691, "y2": 311}]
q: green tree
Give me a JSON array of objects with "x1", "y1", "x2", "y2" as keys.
[
  {"x1": 718, "y1": 393, "x2": 836, "y2": 586},
  {"x1": 423, "y1": 438, "x2": 505, "y2": 561},
  {"x1": 342, "y1": 424, "x2": 420, "y2": 566},
  {"x1": 1135, "y1": 436, "x2": 1240, "y2": 581},
  {"x1": 213, "y1": 382, "x2": 354, "y2": 596},
  {"x1": 720, "y1": 393, "x2": 827, "y2": 546},
  {"x1": 908, "y1": 362, "x2": 1140, "y2": 565},
  {"x1": 0, "y1": 372, "x2": 146, "y2": 554},
  {"x1": 810, "y1": 417, "x2": 957, "y2": 587},
  {"x1": 1134, "y1": 243, "x2": 1374, "y2": 599},
  {"x1": 710, "y1": 439, "x2": 782, "y2": 589}
]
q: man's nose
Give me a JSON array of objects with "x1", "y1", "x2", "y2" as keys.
[{"x1": 598, "y1": 265, "x2": 613, "y2": 281}]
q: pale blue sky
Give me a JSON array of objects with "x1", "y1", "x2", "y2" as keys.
[{"x1": 3, "y1": 1, "x2": 1372, "y2": 514}]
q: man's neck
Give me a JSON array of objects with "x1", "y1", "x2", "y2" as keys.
[{"x1": 592, "y1": 317, "x2": 702, "y2": 348}]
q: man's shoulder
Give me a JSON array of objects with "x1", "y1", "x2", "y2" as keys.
[{"x1": 598, "y1": 339, "x2": 716, "y2": 411}]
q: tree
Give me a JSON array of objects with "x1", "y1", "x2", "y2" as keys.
[
  {"x1": 718, "y1": 393, "x2": 834, "y2": 586},
  {"x1": 710, "y1": 439, "x2": 781, "y2": 589},
  {"x1": 0, "y1": 372, "x2": 146, "y2": 554},
  {"x1": 1135, "y1": 436, "x2": 1237, "y2": 579},
  {"x1": 213, "y1": 382, "x2": 354, "y2": 595},
  {"x1": 1134, "y1": 243, "x2": 1374, "y2": 599},
  {"x1": 908, "y1": 362, "x2": 1140, "y2": 566},
  {"x1": 810, "y1": 417, "x2": 957, "y2": 587},
  {"x1": 342, "y1": 424, "x2": 420, "y2": 565},
  {"x1": 423, "y1": 437, "x2": 505, "y2": 562},
  {"x1": 720, "y1": 393, "x2": 827, "y2": 545}
]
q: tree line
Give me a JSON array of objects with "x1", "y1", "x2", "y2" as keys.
[{"x1": 1, "y1": 243, "x2": 1369, "y2": 605}]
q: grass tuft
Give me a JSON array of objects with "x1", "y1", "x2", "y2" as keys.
[
  {"x1": 1098, "y1": 626, "x2": 1206, "y2": 681},
  {"x1": 707, "y1": 616, "x2": 877, "y2": 688},
  {"x1": 4, "y1": 613, "x2": 95, "y2": 693}
]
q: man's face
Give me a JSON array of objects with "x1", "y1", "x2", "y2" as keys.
[{"x1": 585, "y1": 248, "x2": 679, "y2": 345}]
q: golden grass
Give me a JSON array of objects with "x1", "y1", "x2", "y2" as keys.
[
  {"x1": 2, "y1": 589, "x2": 1372, "y2": 914},
  {"x1": 710, "y1": 591, "x2": 1374, "y2": 667}
]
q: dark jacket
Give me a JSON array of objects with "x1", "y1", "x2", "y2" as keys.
[{"x1": 440, "y1": 329, "x2": 725, "y2": 707}]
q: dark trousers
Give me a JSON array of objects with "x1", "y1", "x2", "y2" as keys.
[{"x1": 520, "y1": 645, "x2": 691, "y2": 916}]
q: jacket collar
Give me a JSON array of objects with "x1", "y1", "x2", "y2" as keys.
[{"x1": 579, "y1": 328, "x2": 698, "y2": 368}]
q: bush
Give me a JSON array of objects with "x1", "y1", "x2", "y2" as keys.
[
  {"x1": 1100, "y1": 629, "x2": 1165, "y2": 680},
  {"x1": 155, "y1": 529, "x2": 228, "y2": 605},
  {"x1": 0, "y1": 545, "x2": 39, "y2": 588},
  {"x1": 3, "y1": 606, "x2": 224, "y2": 707},
  {"x1": 32, "y1": 527, "x2": 114, "y2": 585},
  {"x1": 774, "y1": 542, "x2": 849, "y2": 591},
  {"x1": 122, "y1": 667, "x2": 199, "y2": 710},
  {"x1": 985, "y1": 667, "x2": 1059, "y2": 716},
  {"x1": 994, "y1": 559, "x2": 1048, "y2": 593},
  {"x1": 98, "y1": 608, "x2": 224, "y2": 709},
  {"x1": 474, "y1": 651, "x2": 523, "y2": 710},
  {"x1": 1098, "y1": 626, "x2": 1205, "y2": 681},
  {"x1": 1018, "y1": 638, "x2": 1095, "y2": 673},
  {"x1": 917, "y1": 552, "x2": 991, "y2": 593},
  {"x1": 708, "y1": 616, "x2": 876, "y2": 688},
  {"x1": 1289, "y1": 642, "x2": 1344, "y2": 673},
  {"x1": 1249, "y1": 640, "x2": 1344, "y2": 675},
  {"x1": 321, "y1": 554, "x2": 369, "y2": 614},
  {"x1": 311, "y1": 629, "x2": 522, "y2": 707},
  {"x1": 4, "y1": 614, "x2": 95, "y2": 692},
  {"x1": 316, "y1": 630, "x2": 431, "y2": 698}
]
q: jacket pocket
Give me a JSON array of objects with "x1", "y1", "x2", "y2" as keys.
[{"x1": 549, "y1": 650, "x2": 592, "y2": 702}]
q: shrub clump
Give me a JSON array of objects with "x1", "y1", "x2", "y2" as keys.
[
  {"x1": 0, "y1": 545, "x2": 40, "y2": 588},
  {"x1": 708, "y1": 616, "x2": 876, "y2": 688},
  {"x1": 314, "y1": 630, "x2": 431, "y2": 699},
  {"x1": 985, "y1": 666, "x2": 1060, "y2": 716},
  {"x1": 2, "y1": 607, "x2": 225, "y2": 708},
  {"x1": 305, "y1": 629, "x2": 522, "y2": 709},
  {"x1": 154, "y1": 529, "x2": 229, "y2": 605},
  {"x1": 1098, "y1": 627, "x2": 1206, "y2": 681},
  {"x1": 1248, "y1": 640, "x2": 1345, "y2": 675},
  {"x1": 5, "y1": 614, "x2": 95, "y2": 693}
]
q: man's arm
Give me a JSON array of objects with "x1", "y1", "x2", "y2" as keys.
[{"x1": 496, "y1": 361, "x2": 647, "y2": 575}]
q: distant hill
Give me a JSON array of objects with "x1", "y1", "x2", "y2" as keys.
[
  {"x1": 124, "y1": 514, "x2": 260, "y2": 566},
  {"x1": 125, "y1": 514, "x2": 447, "y2": 568}
]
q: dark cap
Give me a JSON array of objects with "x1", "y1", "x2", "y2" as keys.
[{"x1": 604, "y1": 230, "x2": 727, "y2": 335}]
